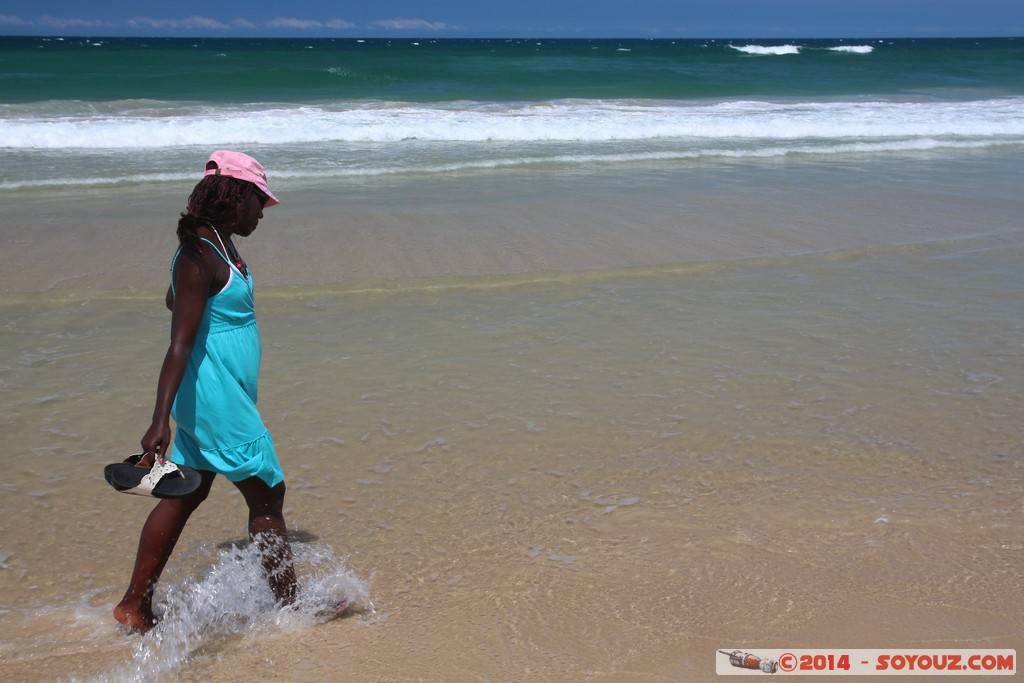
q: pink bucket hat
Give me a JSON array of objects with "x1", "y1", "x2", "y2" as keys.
[{"x1": 204, "y1": 150, "x2": 279, "y2": 207}]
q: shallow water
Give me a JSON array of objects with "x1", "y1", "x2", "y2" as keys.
[{"x1": 1, "y1": 228, "x2": 1021, "y2": 680}]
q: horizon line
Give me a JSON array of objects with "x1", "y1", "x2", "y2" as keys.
[{"x1": 3, "y1": 33, "x2": 1022, "y2": 40}]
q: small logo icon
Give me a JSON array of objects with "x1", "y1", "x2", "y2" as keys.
[{"x1": 719, "y1": 650, "x2": 778, "y2": 674}]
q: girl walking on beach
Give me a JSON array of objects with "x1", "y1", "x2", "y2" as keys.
[{"x1": 114, "y1": 151, "x2": 335, "y2": 632}]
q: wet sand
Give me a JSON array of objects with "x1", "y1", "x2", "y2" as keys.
[
  {"x1": 1, "y1": 156, "x2": 1022, "y2": 681},
  {"x1": 3, "y1": 153, "x2": 1021, "y2": 294}
]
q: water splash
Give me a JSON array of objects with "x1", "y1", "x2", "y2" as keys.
[{"x1": 89, "y1": 541, "x2": 370, "y2": 683}]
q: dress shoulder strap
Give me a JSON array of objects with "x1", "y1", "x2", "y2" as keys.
[
  {"x1": 169, "y1": 238, "x2": 234, "y2": 296},
  {"x1": 200, "y1": 236, "x2": 233, "y2": 266}
]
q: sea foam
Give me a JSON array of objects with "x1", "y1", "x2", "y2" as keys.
[
  {"x1": 3, "y1": 96, "x2": 1023, "y2": 190},
  {"x1": 3, "y1": 98, "x2": 1022, "y2": 149}
]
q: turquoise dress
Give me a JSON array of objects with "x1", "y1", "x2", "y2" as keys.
[{"x1": 168, "y1": 237, "x2": 284, "y2": 488}]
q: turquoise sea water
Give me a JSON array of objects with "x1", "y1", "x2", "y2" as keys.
[
  {"x1": 1, "y1": 36, "x2": 1022, "y2": 190},
  {"x1": 4, "y1": 36, "x2": 1024, "y2": 103}
]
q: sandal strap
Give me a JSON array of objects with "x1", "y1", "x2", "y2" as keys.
[{"x1": 125, "y1": 459, "x2": 183, "y2": 496}]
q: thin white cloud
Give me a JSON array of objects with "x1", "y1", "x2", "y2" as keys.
[
  {"x1": 38, "y1": 14, "x2": 107, "y2": 29},
  {"x1": 181, "y1": 15, "x2": 231, "y2": 30},
  {"x1": 126, "y1": 16, "x2": 174, "y2": 29},
  {"x1": 0, "y1": 11, "x2": 438, "y2": 35},
  {"x1": 127, "y1": 15, "x2": 231, "y2": 30},
  {"x1": 325, "y1": 19, "x2": 356, "y2": 30},
  {"x1": 372, "y1": 18, "x2": 449, "y2": 31},
  {"x1": 265, "y1": 16, "x2": 356, "y2": 31},
  {"x1": 267, "y1": 17, "x2": 324, "y2": 30}
]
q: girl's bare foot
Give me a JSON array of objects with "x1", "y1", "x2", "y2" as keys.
[
  {"x1": 316, "y1": 595, "x2": 350, "y2": 623},
  {"x1": 113, "y1": 601, "x2": 157, "y2": 634}
]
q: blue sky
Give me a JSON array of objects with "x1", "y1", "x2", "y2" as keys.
[{"x1": 1, "y1": 0, "x2": 1021, "y2": 38}]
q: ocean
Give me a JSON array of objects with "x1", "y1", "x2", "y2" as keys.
[
  {"x1": 2, "y1": 37, "x2": 1024, "y2": 191},
  {"x1": 0, "y1": 36, "x2": 1022, "y2": 682}
]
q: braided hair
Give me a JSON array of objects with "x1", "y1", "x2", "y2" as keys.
[{"x1": 176, "y1": 169, "x2": 262, "y2": 254}]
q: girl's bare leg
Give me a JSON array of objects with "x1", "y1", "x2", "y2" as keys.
[
  {"x1": 232, "y1": 478, "x2": 299, "y2": 604},
  {"x1": 235, "y1": 478, "x2": 349, "y2": 618},
  {"x1": 114, "y1": 471, "x2": 216, "y2": 632}
]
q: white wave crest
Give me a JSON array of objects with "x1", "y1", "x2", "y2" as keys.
[
  {"x1": 3, "y1": 97, "x2": 1023, "y2": 189},
  {"x1": 729, "y1": 44, "x2": 802, "y2": 55},
  {"x1": 2, "y1": 98, "x2": 1022, "y2": 150},
  {"x1": 826, "y1": 45, "x2": 875, "y2": 54}
]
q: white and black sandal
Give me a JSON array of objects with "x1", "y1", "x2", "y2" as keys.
[{"x1": 104, "y1": 453, "x2": 201, "y2": 499}]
